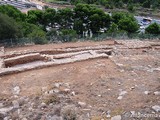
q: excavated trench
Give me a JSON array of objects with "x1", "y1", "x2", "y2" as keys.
[
  {"x1": 1, "y1": 40, "x2": 159, "y2": 76},
  {"x1": 0, "y1": 46, "x2": 113, "y2": 76},
  {"x1": 4, "y1": 53, "x2": 45, "y2": 67}
]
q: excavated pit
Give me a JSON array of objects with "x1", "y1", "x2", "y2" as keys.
[
  {"x1": 4, "y1": 53, "x2": 46, "y2": 67},
  {"x1": 0, "y1": 46, "x2": 113, "y2": 76},
  {"x1": 1, "y1": 40, "x2": 159, "y2": 76},
  {"x1": 0, "y1": 40, "x2": 160, "y2": 119}
]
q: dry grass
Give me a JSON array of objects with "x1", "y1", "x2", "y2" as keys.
[{"x1": 43, "y1": 94, "x2": 60, "y2": 105}]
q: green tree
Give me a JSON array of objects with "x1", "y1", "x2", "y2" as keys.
[
  {"x1": 0, "y1": 13, "x2": 22, "y2": 40},
  {"x1": 112, "y1": 12, "x2": 127, "y2": 24},
  {"x1": 43, "y1": 8, "x2": 56, "y2": 27},
  {"x1": 114, "y1": 0, "x2": 123, "y2": 8},
  {"x1": 0, "y1": 5, "x2": 26, "y2": 21},
  {"x1": 46, "y1": 28, "x2": 58, "y2": 41},
  {"x1": 55, "y1": 8, "x2": 74, "y2": 29},
  {"x1": 142, "y1": 0, "x2": 151, "y2": 8},
  {"x1": 22, "y1": 20, "x2": 47, "y2": 44},
  {"x1": 74, "y1": 4, "x2": 90, "y2": 31},
  {"x1": 74, "y1": 4, "x2": 111, "y2": 35},
  {"x1": 145, "y1": 23, "x2": 160, "y2": 34},
  {"x1": 89, "y1": 14, "x2": 101, "y2": 34},
  {"x1": 89, "y1": 8, "x2": 111, "y2": 34},
  {"x1": 27, "y1": 10, "x2": 43, "y2": 25},
  {"x1": 46, "y1": 29, "x2": 57, "y2": 37},
  {"x1": 73, "y1": 20, "x2": 84, "y2": 35},
  {"x1": 27, "y1": 29, "x2": 47, "y2": 44},
  {"x1": 112, "y1": 12, "x2": 139, "y2": 33},
  {"x1": 127, "y1": 4, "x2": 135, "y2": 12},
  {"x1": 118, "y1": 18, "x2": 139, "y2": 33},
  {"x1": 108, "y1": 23, "x2": 118, "y2": 33},
  {"x1": 71, "y1": 0, "x2": 160, "y2": 9},
  {"x1": 59, "y1": 29, "x2": 77, "y2": 42},
  {"x1": 21, "y1": 22, "x2": 44, "y2": 37}
]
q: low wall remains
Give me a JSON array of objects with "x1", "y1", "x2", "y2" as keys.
[
  {"x1": 4, "y1": 53, "x2": 45, "y2": 67},
  {"x1": 0, "y1": 47, "x2": 5, "y2": 68}
]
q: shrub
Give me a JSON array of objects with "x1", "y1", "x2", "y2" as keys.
[
  {"x1": 145, "y1": 23, "x2": 160, "y2": 34},
  {"x1": 27, "y1": 29, "x2": 47, "y2": 44},
  {"x1": 61, "y1": 105, "x2": 77, "y2": 120},
  {"x1": 32, "y1": 37, "x2": 48, "y2": 45},
  {"x1": 127, "y1": 4, "x2": 135, "y2": 12},
  {"x1": 105, "y1": 4, "x2": 110, "y2": 9},
  {"x1": 44, "y1": 94, "x2": 60, "y2": 105},
  {"x1": 59, "y1": 29, "x2": 77, "y2": 42}
]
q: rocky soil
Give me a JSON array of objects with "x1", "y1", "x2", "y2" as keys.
[{"x1": 0, "y1": 40, "x2": 159, "y2": 120}]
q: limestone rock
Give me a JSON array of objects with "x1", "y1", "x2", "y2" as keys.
[
  {"x1": 0, "y1": 107, "x2": 13, "y2": 115},
  {"x1": 12, "y1": 100, "x2": 19, "y2": 109},
  {"x1": 111, "y1": 115, "x2": 121, "y2": 120},
  {"x1": 13, "y1": 86, "x2": 20, "y2": 95},
  {"x1": 154, "y1": 91, "x2": 160, "y2": 95},
  {"x1": 152, "y1": 105, "x2": 160, "y2": 112},
  {"x1": 78, "y1": 102, "x2": 86, "y2": 107}
]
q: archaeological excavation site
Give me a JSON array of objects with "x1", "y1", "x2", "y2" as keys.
[{"x1": 0, "y1": 40, "x2": 160, "y2": 120}]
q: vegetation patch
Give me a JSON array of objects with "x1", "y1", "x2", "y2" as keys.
[{"x1": 43, "y1": 94, "x2": 60, "y2": 105}]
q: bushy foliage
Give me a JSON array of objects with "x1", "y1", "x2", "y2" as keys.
[
  {"x1": 0, "y1": 5, "x2": 47, "y2": 44},
  {"x1": 59, "y1": 29, "x2": 77, "y2": 42},
  {"x1": 0, "y1": 5, "x2": 26, "y2": 21},
  {"x1": 127, "y1": 4, "x2": 135, "y2": 12},
  {"x1": 118, "y1": 18, "x2": 139, "y2": 33},
  {"x1": 69, "y1": 0, "x2": 160, "y2": 9},
  {"x1": 2, "y1": 4, "x2": 157, "y2": 45},
  {"x1": 145, "y1": 23, "x2": 160, "y2": 34},
  {"x1": 111, "y1": 12, "x2": 139, "y2": 33},
  {"x1": 0, "y1": 13, "x2": 23, "y2": 40}
]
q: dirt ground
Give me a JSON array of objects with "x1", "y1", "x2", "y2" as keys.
[
  {"x1": 5, "y1": 41, "x2": 115, "y2": 53},
  {"x1": 0, "y1": 40, "x2": 159, "y2": 120}
]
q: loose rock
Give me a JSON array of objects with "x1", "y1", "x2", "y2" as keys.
[
  {"x1": 154, "y1": 91, "x2": 160, "y2": 95},
  {"x1": 0, "y1": 103, "x2": 3, "y2": 108},
  {"x1": 71, "y1": 91, "x2": 76, "y2": 96},
  {"x1": 130, "y1": 87, "x2": 135, "y2": 90},
  {"x1": 117, "y1": 96, "x2": 123, "y2": 100},
  {"x1": 12, "y1": 100, "x2": 19, "y2": 109},
  {"x1": 119, "y1": 91, "x2": 127, "y2": 96},
  {"x1": 144, "y1": 91, "x2": 150, "y2": 95},
  {"x1": 63, "y1": 89, "x2": 70, "y2": 93},
  {"x1": 78, "y1": 102, "x2": 86, "y2": 107},
  {"x1": 53, "y1": 89, "x2": 60, "y2": 93},
  {"x1": 111, "y1": 115, "x2": 121, "y2": 120},
  {"x1": 54, "y1": 83, "x2": 61, "y2": 88},
  {"x1": 152, "y1": 105, "x2": 160, "y2": 112},
  {"x1": 63, "y1": 83, "x2": 70, "y2": 88},
  {"x1": 13, "y1": 86, "x2": 20, "y2": 95},
  {"x1": 40, "y1": 102, "x2": 47, "y2": 108},
  {"x1": 0, "y1": 107, "x2": 13, "y2": 115}
]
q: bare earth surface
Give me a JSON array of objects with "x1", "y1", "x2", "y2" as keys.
[{"x1": 0, "y1": 40, "x2": 160, "y2": 120}]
